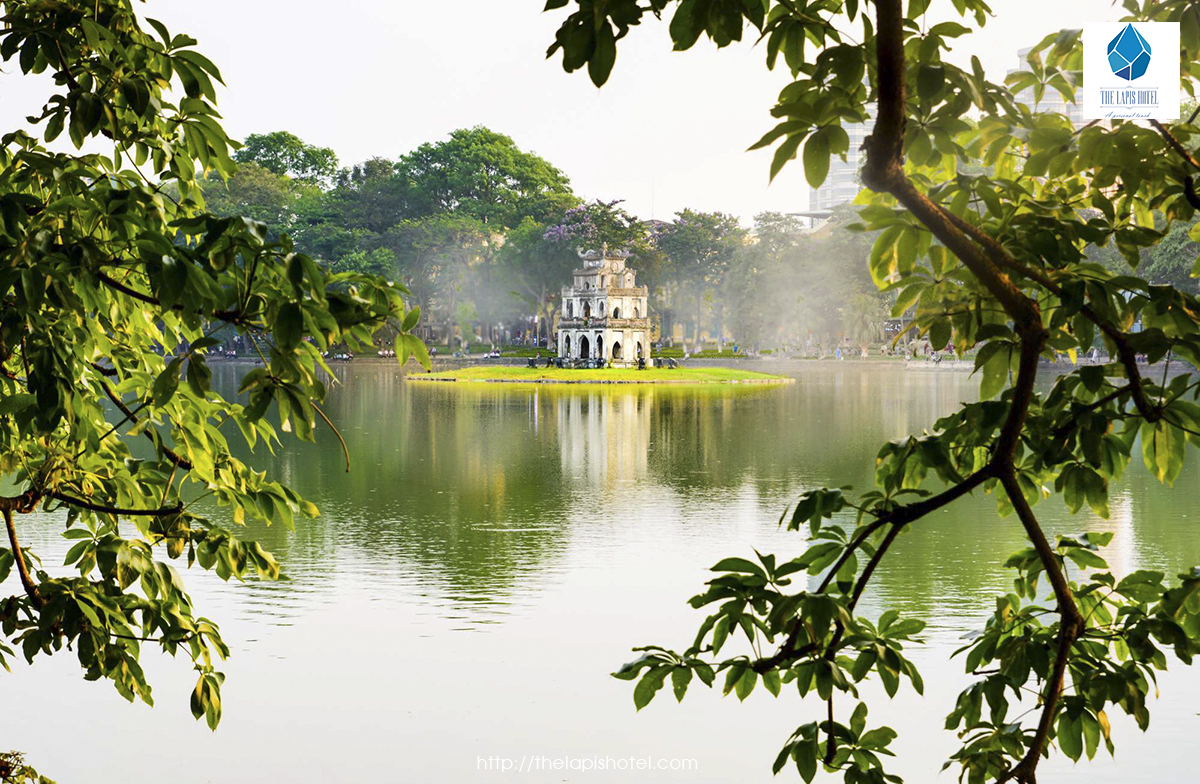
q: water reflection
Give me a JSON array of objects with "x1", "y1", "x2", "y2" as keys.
[{"x1": 5, "y1": 362, "x2": 1200, "y2": 783}]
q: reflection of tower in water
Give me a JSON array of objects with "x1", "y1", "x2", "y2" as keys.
[{"x1": 555, "y1": 390, "x2": 651, "y2": 490}]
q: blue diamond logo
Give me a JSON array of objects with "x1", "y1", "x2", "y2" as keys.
[{"x1": 1107, "y1": 23, "x2": 1151, "y2": 81}]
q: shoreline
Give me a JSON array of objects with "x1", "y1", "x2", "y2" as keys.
[{"x1": 409, "y1": 376, "x2": 792, "y2": 385}]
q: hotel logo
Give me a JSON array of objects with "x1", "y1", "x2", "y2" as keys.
[{"x1": 1083, "y1": 22, "x2": 1179, "y2": 120}]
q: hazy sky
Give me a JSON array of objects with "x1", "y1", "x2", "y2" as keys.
[{"x1": 2, "y1": 0, "x2": 1118, "y2": 221}]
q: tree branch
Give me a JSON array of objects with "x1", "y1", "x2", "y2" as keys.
[
  {"x1": 858, "y1": 5, "x2": 1076, "y2": 780},
  {"x1": 997, "y1": 472, "x2": 1082, "y2": 784},
  {"x1": 47, "y1": 492, "x2": 183, "y2": 517},
  {"x1": 2, "y1": 507, "x2": 42, "y2": 607},
  {"x1": 935, "y1": 208, "x2": 1159, "y2": 421},
  {"x1": 1151, "y1": 118, "x2": 1200, "y2": 171},
  {"x1": 95, "y1": 271, "x2": 242, "y2": 322},
  {"x1": 97, "y1": 377, "x2": 194, "y2": 470}
]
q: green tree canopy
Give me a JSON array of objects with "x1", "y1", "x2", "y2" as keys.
[
  {"x1": 654, "y1": 209, "x2": 745, "y2": 348},
  {"x1": 397, "y1": 126, "x2": 576, "y2": 229},
  {"x1": 0, "y1": 3, "x2": 424, "y2": 775},
  {"x1": 235, "y1": 130, "x2": 338, "y2": 186}
]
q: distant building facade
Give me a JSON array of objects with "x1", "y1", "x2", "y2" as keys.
[
  {"x1": 557, "y1": 246, "x2": 650, "y2": 366},
  {"x1": 808, "y1": 104, "x2": 877, "y2": 213}
]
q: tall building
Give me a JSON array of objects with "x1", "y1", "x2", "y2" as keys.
[
  {"x1": 1008, "y1": 46, "x2": 1085, "y2": 126},
  {"x1": 807, "y1": 104, "x2": 877, "y2": 213}
]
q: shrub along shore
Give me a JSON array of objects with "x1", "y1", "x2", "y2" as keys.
[{"x1": 409, "y1": 366, "x2": 790, "y2": 384}]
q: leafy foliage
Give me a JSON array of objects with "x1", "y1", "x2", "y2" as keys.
[
  {"x1": 0, "y1": 0, "x2": 425, "y2": 756},
  {"x1": 543, "y1": 0, "x2": 1200, "y2": 782},
  {"x1": 235, "y1": 130, "x2": 338, "y2": 186}
]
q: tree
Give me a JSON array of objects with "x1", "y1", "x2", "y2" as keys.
[
  {"x1": 841, "y1": 293, "x2": 886, "y2": 352},
  {"x1": 499, "y1": 199, "x2": 653, "y2": 345},
  {"x1": 397, "y1": 126, "x2": 576, "y2": 230},
  {"x1": 202, "y1": 161, "x2": 301, "y2": 233},
  {"x1": 496, "y1": 217, "x2": 565, "y2": 346},
  {"x1": 546, "y1": 2, "x2": 1200, "y2": 783},
  {"x1": 384, "y1": 213, "x2": 490, "y2": 343},
  {"x1": 235, "y1": 130, "x2": 339, "y2": 186},
  {"x1": 654, "y1": 210, "x2": 745, "y2": 351},
  {"x1": 0, "y1": 2, "x2": 426, "y2": 776}
]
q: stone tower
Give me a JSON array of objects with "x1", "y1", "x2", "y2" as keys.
[{"x1": 557, "y1": 245, "x2": 650, "y2": 367}]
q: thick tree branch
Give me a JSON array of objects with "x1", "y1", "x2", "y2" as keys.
[
  {"x1": 936, "y1": 208, "x2": 1159, "y2": 421},
  {"x1": 997, "y1": 472, "x2": 1083, "y2": 784},
  {"x1": 1151, "y1": 118, "x2": 1200, "y2": 171},
  {"x1": 47, "y1": 492, "x2": 183, "y2": 517},
  {"x1": 2, "y1": 507, "x2": 42, "y2": 607},
  {"x1": 859, "y1": 5, "x2": 1073, "y2": 781},
  {"x1": 753, "y1": 464, "x2": 996, "y2": 672}
]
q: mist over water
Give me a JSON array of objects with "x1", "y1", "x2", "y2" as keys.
[{"x1": 4, "y1": 362, "x2": 1198, "y2": 782}]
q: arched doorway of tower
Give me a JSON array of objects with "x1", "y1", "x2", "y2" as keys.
[
  {"x1": 612, "y1": 341, "x2": 622, "y2": 360},
  {"x1": 612, "y1": 306, "x2": 620, "y2": 318},
  {"x1": 564, "y1": 335, "x2": 571, "y2": 357},
  {"x1": 578, "y1": 335, "x2": 589, "y2": 358},
  {"x1": 636, "y1": 341, "x2": 644, "y2": 359},
  {"x1": 596, "y1": 335, "x2": 604, "y2": 359},
  {"x1": 583, "y1": 302, "x2": 591, "y2": 318}
]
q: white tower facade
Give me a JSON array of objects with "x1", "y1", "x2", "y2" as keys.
[{"x1": 557, "y1": 246, "x2": 650, "y2": 367}]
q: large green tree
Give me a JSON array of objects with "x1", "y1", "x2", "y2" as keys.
[
  {"x1": 0, "y1": 2, "x2": 426, "y2": 777},
  {"x1": 383, "y1": 213, "x2": 490, "y2": 343},
  {"x1": 546, "y1": 1, "x2": 1200, "y2": 783},
  {"x1": 202, "y1": 161, "x2": 301, "y2": 233},
  {"x1": 654, "y1": 209, "x2": 745, "y2": 351},
  {"x1": 397, "y1": 126, "x2": 575, "y2": 230},
  {"x1": 235, "y1": 130, "x2": 338, "y2": 186}
]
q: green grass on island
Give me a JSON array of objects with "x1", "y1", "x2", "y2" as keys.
[{"x1": 410, "y1": 365, "x2": 789, "y2": 384}]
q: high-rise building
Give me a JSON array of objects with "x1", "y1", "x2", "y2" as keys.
[
  {"x1": 807, "y1": 104, "x2": 877, "y2": 213},
  {"x1": 1008, "y1": 46, "x2": 1085, "y2": 126}
]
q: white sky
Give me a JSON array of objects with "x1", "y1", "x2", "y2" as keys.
[{"x1": 1, "y1": 0, "x2": 1117, "y2": 221}]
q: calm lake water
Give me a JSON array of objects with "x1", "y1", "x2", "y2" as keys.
[{"x1": 5, "y1": 362, "x2": 1200, "y2": 782}]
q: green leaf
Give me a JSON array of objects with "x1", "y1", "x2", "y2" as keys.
[
  {"x1": 186, "y1": 356, "x2": 212, "y2": 397},
  {"x1": 978, "y1": 345, "x2": 1009, "y2": 399},
  {"x1": 929, "y1": 318, "x2": 951, "y2": 351},
  {"x1": 634, "y1": 667, "x2": 668, "y2": 710},
  {"x1": 770, "y1": 133, "x2": 804, "y2": 182},
  {"x1": 802, "y1": 128, "x2": 832, "y2": 189},
  {"x1": 917, "y1": 64, "x2": 945, "y2": 101},
  {"x1": 794, "y1": 734, "x2": 818, "y2": 782},
  {"x1": 1057, "y1": 712, "x2": 1083, "y2": 761},
  {"x1": 762, "y1": 669, "x2": 781, "y2": 697},
  {"x1": 401, "y1": 305, "x2": 421, "y2": 333},
  {"x1": 0, "y1": 393, "x2": 35, "y2": 416},
  {"x1": 152, "y1": 357, "x2": 183, "y2": 407},
  {"x1": 671, "y1": 666, "x2": 692, "y2": 701},
  {"x1": 710, "y1": 556, "x2": 766, "y2": 576},
  {"x1": 588, "y1": 22, "x2": 616, "y2": 87},
  {"x1": 401, "y1": 333, "x2": 432, "y2": 371},
  {"x1": 734, "y1": 667, "x2": 757, "y2": 701},
  {"x1": 274, "y1": 303, "x2": 303, "y2": 350}
]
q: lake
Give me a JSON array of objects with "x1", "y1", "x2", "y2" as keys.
[{"x1": 5, "y1": 361, "x2": 1199, "y2": 782}]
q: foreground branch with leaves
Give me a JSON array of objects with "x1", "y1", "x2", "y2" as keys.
[
  {"x1": 0, "y1": 0, "x2": 426, "y2": 772},
  {"x1": 546, "y1": 0, "x2": 1200, "y2": 782}
]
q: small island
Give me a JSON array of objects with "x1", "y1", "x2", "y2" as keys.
[
  {"x1": 409, "y1": 366, "x2": 789, "y2": 385},
  {"x1": 411, "y1": 246, "x2": 789, "y2": 385}
]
